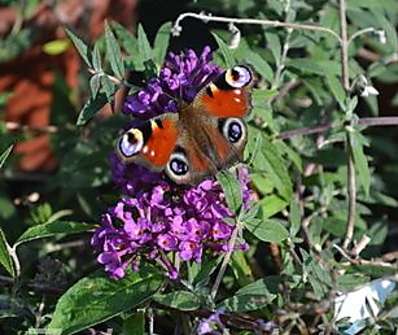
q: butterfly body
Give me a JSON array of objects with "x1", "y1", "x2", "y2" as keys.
[{"x1": 116, "y1": 65, "x2": 253, "y2": 184}]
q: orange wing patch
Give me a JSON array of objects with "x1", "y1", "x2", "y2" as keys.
[
  {"x1": 141, "y1": 119, "x2": 178, "y2": 167},
  {"x1": 200, "y1": 87, "x2": 250, "y2": 118}
]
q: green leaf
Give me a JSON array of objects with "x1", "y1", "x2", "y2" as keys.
[
  {"x1": 289, "y1": 199, "x2": 301, "y2": 237},
  {"x1": 65, "y1": 28, "x2": 91, "y2": 67},
  {"x1": 276, "y1": 141, "x2": 303, "y2": 173},
  {"x1": 259, "y1": 136, "x2": 293, "y2": 201},
  {"x1": 154, "y1": 291, "x2": 201, "y2": 311},
  {"x1": 47, "y1": 269, "x2": 163, "y2": 335},
  {"x1": 212, "y1": 33, "x2": 235, "y2": 68},
  {"x1": 219, "y1": 294, "x2": 272, "y2": 312},
  {"x1": 153, "y1": 22, "x2": 172, "y2": 66},
  {"x1": 101, "y1": 75, "x2": 117, "y2": 103},
  {"x1": 265, "y1": 32, "x2": 281, "y2": 65},
  {"x1": 16, "y1": 221, "x2": 96, "y2": 247},
  {"x1": 326, "y1": 74, "x2": 346, "y2": 108},
  {"x1": 0, "y1": 145, "x2": 13, "y2": 169},
  {"x1": 43, "y1": 39, "x2": 70, "y2": 56},
  {"x1": 350, "y1": 131, "x2": 371, "y2": 197},
  {"x1": 137, "y1": 24, "x2": 153, "y2": 62},
  {"x1": 216, "y1": 170, "x2": 242, "y2": 213},
  {"x1": 235, "y1": 276, "x2": 280, "y2": 296},
  {"x1": 76, "y1": 93, "x2": 108, "y2": 126},
  {"x1": 90, "y1": 74, "x2": 101, "y2": 98},
  {"x1": 104, "y1": 21, "x2": 125, "y2": 79},
  {"x1": 192, "y1": 257, "x2": 222, "y2": 287},
  {"x1": 235, "y1": 45, "x2": 273, "y2": 81},
  {"x1": 122, "y1": 312, "x2": 145, "y2": 335},
  {"x1": 111, "y1": 21, "x2": 142, "y2": 69},
  {"x1": 92, "y1": 42, "x2": 102, "y2": 71},
  {"x1": 231, "y1": 251, "x2": 254, "y2": 286},
  {"x1": 259, "y1": 194, "x2": 288, "y2": 219},
  {"x1": 0, "y1": 228, "x2": 14, "y2": 277},
  {"x1": 244, "y1": 218, "x2": 289, "y2": 243}
]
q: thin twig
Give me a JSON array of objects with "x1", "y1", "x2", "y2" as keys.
[
  {"x1": 7, "y1": 245, "x2": 21, "y2": 278},
  {"x1": 348, "y1": 27, "x2": 376, "y2": 45},
  {"x1": 343, "y1": 132, "x2": 357, "y2": 249},
  {"x1": 173, "y1": 12, "x2": 342, "y2": 42},
  {"x1": 339, "y1": 0, "x2": 350, "y2": 91},
  {"x1": 338, "y1": 0, "x2": 357, "y2": 250},
  {"x1": 333, "y1": 244, "x2": 397, "y2": 268},
  {"x1": 210, "y1": 220, "x2": 242, "y2": 300}
]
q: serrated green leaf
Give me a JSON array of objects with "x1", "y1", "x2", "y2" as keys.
[
  {"x1": 212, "y1": 33, "x2": 235, "y2": 68},
  {"x1": 105, "y1": 21, "x2": 125, "y2": 79},
  {"x1": 137, "y1": 24, "x2": 152, "y2": 62},
  {"x1": 244, "y1": 218, "x2": 289, "y2": 243},
  {"x1": 154, "y1": 291, "x2": 200, "y2": 311},
  {"x1": 65, "y1": 28, "x2": 91, "y2": 67},
  {"x1": 153, "y1": 22, "x2": 171, "y2": 66},
  {"x1": 15, "y1": 221, "x2": 96, "y2": 247},
  {"x1": 47, "y1": 268, "x2": 163, "y2": 335},
  {"x1": 76, "y1": 93, "x2": 108, "y2": 126},
  {"x1": 350, "y1": 131, "x2": 371, "y2": 197},
  {"x1": 0, "y1": 227, "x2": 14, "y2": 277},
  {"x1": 0, "y1": 145, "x2": 13, "y2": 169},
  {"x1": 216, "y1": 170, "x2": 242, "y2": 213}
]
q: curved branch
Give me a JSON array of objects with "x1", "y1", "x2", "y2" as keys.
[{"x1": 173, "y1": 12, "x2": 342, "y2": 43}]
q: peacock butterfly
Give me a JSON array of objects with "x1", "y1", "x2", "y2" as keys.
[{"x1": 116, "y1": 65, "x2": 253, "y2": 184}]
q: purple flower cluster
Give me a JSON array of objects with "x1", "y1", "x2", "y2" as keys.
[
  {"x1": 123, "y1": 46, "x2": 221, "y2": 118},
  {"x1": 92, "y1": 47, "x2": 252, "y2": 279},
  {"x1": 91, "y1": 173, "x2": 251, "y2": 279}
]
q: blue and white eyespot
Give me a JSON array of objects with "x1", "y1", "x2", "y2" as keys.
[
  {"x1": 118, "y1": 129, "x2": 144, "y2": 158},
  {"x1": 226, "y1": 65, "x2": 252, "y2": 88},
  {"x1": 166, "y1": 151, "x2": 190, "y2": 183},
  {"x1": 222, "y1": 117, "x2": 246, "y2": 146}
]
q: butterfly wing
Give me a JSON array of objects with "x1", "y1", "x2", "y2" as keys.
[
  {"x1": 116, "y1": 113, "x2": 179, "y2": 171},
  {"x1": 193, "y1": 64, "x2": 253, "y2": 118},
  {"x1": 164, "y1": 65, "x2": 254, "y2": 184}
]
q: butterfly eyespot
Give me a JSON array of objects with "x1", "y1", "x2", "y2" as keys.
[
  {"x1": 221, "y1": 118, "x2": 246, "y2": 145},
  {"x1": 166, "y1": 152, "x2": 190, "y2": 183},
  {"x1": 118, "y1": 129, "x2": 144, "y2": 158},
  {"x1": 226, "y1": 65, "x2": 252, "y2": 88}
]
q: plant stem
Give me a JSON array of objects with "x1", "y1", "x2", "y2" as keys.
[
  {"x1": 173, "y1": 12, "x2": 342, "y2": 42},
  {"x1": 210, "y1": 220, "x2": 242, "y2": 300},
  {"x1": 348, "y1": 27, "x2": 376, "y2": 45},
  {"x1": 343, "y1": 132, "x2": 357, "y2": 249},
  {"x1": 339, "y1": 0, "x2": 357, "y2": 250},
  {"x1": 339, "y1": 0, "x2": 350, "y2": 91}
]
